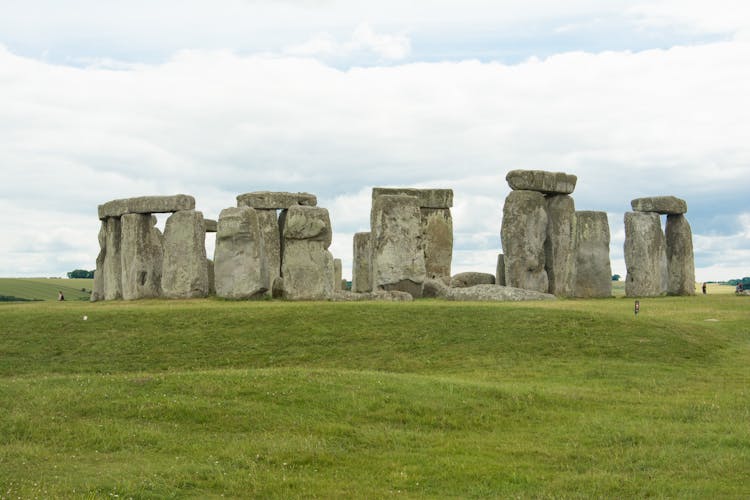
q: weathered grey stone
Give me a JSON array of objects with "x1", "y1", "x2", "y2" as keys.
[
  {"x1": 215, "y1": 207, "x2": 269, "y2": 299},
  {"x1": 98, "y1": 194, "x2": 195, "y2": 219},
  {"x1": 236, "y1": 191, "x2": 317, "y2": 210},
  {"x1": 421, "y1": 208, "x2": 453, "y2": 280},
  {"x1": 496, "y1": 254, "x2": 506, "y2": 286},
  {"x1": 450, "y1": 272, "x2": 495, "y2": 288},
  {"x1": 445, "y1": 284, "x2": 556, "y2": 302},
  {"x1": 280, "y1": 240, "x2": 334, "y2": 300},
  {"x1": 341, "y1": 279, "x2": 348, "y2": 290},
  {"x1": 102, "y1": 217, "x2": 123, "y2": 300},
  {"x1": 370, "y1": 194, "x2": 426, "y2": 298},
  {"x1": 91, "y1": 221, "x2": 106, "y2": 302},
  {"x1": 257, "y1": 210, "x2": 281, "y2": 290},
  {"x1": 161, "y1": 210, "x2": 209, "y2": 298},
  {"x1": 334, "y1": 258, "x2": 343, "y2": 290},
  {"x1": 545, "y1": 195, "x2": 576, "y2": 296},
  {"x1": 207, "y1": 259, "x2": 215, "y2": 296},
  {"x1": 204, "y1": 219, "x2": 217, "y2": 233},
  {"x1": 352, "y1": 232, "x2": 372, "y2": 293},
  {"x1": 501, "y1": 190, "x2": 549, "y2": 293},
  {"x1": 572, "y1": 211, "x2": 612, "y2": 298},
  {"x1": 631, "y1": 196, "x2": 687, "y2": 215},
  {"x1": 372, "y1": 188, "x2": 453, "y2": 208},
  {"x1": 624, "y1": 212, "x2": 667, "y2": 297},
  {"x1": 120, "y1": 214, "x2": 164, "y2": 300},
  {"x1": 422, "y1": 278, "x2": 449, "y2": 298},
  {"x1": 282, "y1": 205, "x2": 332, "y2": 248},
  {"x1": 332, "y1": 290, "x2": 414, "y2": 302},
  {"x1": 506, "y1": 170, "x2": 577, "y2": 195},
  {"x1": 665, "y1": 214, "x2": 696, "y2": 296},
  {"x1": 272, "y1": 276, "x2": 284, "y2": 298}
]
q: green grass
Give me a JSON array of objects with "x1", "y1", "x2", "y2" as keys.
[
  {"x1": 1, "y1": 296, "x2": 749, "y2": 498},
  {"x1": 0, "y1": 278, "x2": 93, "y2": 302}
]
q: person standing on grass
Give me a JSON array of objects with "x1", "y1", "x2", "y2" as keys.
[
  {"x1": 702, "y1": 282, "x2": 707, "y2": 295},
  {"x1": 58, "y1": 291, "x2": 65, "y2": 301}
]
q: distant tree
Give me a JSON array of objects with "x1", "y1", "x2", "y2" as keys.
[
  {"x1": 67, "y1": 269, "x2": 95, "y2": 279},
  {"x1": 611, "y1": 274, "x2": 621, "y2": 281}
]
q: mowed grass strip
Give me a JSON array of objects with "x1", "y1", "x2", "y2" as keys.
[
  {"x1": 0, "y1": 278, "x2": 93, "y2": 301},
  {"x1": 1, "y1": 296, "x2": 749, "y2": 497}
]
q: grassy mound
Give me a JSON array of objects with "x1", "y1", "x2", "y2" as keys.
[
  {"x1": 0, "y1": 278, "x2": 93, "y2": 302},
  {"x1": 1, "y1": 297, "x2": 748, "y2": 497}
]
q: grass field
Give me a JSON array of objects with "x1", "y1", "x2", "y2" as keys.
[
  {"x1": 0, "y1": 278, "x2": 93, "y2": 301},
  {"x1": 1, "y1": 295, "x2": 749, "y2": 498}
]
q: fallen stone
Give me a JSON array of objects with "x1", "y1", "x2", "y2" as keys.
[
  {"x1": 204, "y1": 219, "x2": 217, "y2": 233},
  {"x1": 102, "y1": 217, "x2": 123, "y2": 300},
  {"x1": 352, "y1": 232, "x2": 372, "y2": 293},
  {"x1": 506, "y1": 170, "x2": 577, "y2": 195},
  {"x1": 120, "y1": 214, "x2": 164, "y2": 300},
  {"x1": 450, "y1": 272, "x2": 495, "y2": 288},
  {"x1": 572, "y1": 211, "x2": 612, "y2": 298},
  {"x1": 372, "y1": 187, "x2": 453, "y2": 208},
  {"x1": 501, "y1": 190, "x2": 549, "y2": 293},
  {"x1": 236, "y1": 191, "x2": 317, "y2": 210},
  {"x1": 665, "y1": 214, "x2": 696, "y2": 296},
  {"x1": 631, "y1": 196, "x2": 687, "y2": 215},
  {"x1": 444, "y1": 284, "x2": 556, "y2": 302},
  {"x1": 214, "y1": 207, "x2": 269, "y2": 299},
  {"x1": 370, "y1": 194, "x2": 426, "y2": 297},
  {"x1": 545, "y1": 195, "x2": 577, "y2": 297},
  {"x1": 98, "y1": 194, "x2": 195, "y2": 219},
  {"x1": 421, "y1": 208, "x2": 453, "y2": 281},
  {"x1": 624, "y1": 211, "x2": 667, "y2": 297},
  {"x1": 161, "y1": 210, "x2": 209, "y2": 298},
  {"x1": 282, "y1": 205, "x2": 332, "y2": 248},
  {"x1": 422, "y1": 278, "x2": 449, "y2": 298},
  {"x1": 280, "y1": 240, "x2": 334, "y2": 300},
  {"x1": 332, "y1": 290, "x2": 414, "y2": 302},
  {"x1": 496, "y1": 254, "x2": 506, "y2": 286}
]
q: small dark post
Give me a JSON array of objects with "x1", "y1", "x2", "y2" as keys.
[{"x1": 634, "y1": 300, "x2": 640, "y2": 316}]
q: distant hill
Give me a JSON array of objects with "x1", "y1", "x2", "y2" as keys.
[{"x1": 0, "y1": 278, "x2": 93, "y2": 302}]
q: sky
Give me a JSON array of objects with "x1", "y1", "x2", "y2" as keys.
[{"x1": 1, "y1": 0, "x2": 749, "y2": 282}]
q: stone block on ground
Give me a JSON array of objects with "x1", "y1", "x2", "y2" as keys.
[
  {"x1": 506, "y1": 170, "x2": 577, "y2": 195},
  {"x1": 545, "y1": 194, "x2": 577, "y2": 296},
  {"x1": 421, "y1": 208, "x2": 453, "y2": 280},
  {"x1": 161, "y1": 210, "x2": 209, "y2": 298},
  {"x1": 631, "y1": 196, "x2": 687, "y2": 215},
  {"x1": 572, "y1": 211, "x2": 612, "y2": 298},
  {"x1": 237, "y1": 191, "x2": 317, "y2": 210},
  {"x1": 624, "y1": 211, "x2": 667, "y2": 297},
  {"x1": 501, "y1": 190, "x2": 549, "y2": 293},
  {"x1": 120, "y1": 214, "x2": 164, "y2": 300},
  {"x1": 450, "y1": 272, "x2": 495, "y2": 288},
  {"x1": 280, "y1": 240, "x2": 335, "y2": 300},
  {"x1": 98, "y1": 194, "x2": 195, "y2": 219},
  {"x1": 445, "y1": 284, "x2": 556, "y2": 302},
  {"x1": 665, "y1": 214, "x2": 696, "y2": 296},
  {"x1": 214, "y1": 207, "x2": 269, "y2": 299},
  {"x1": 352, "y1": 232, "x2": 372, "y2": 293},
  {"x1": 370, "y1": 194, "x2": 426, "y2": 297},
  {"x1": 422, "y1": 278, "x2": 449, "y2": 298},
  {"x1": 372, "y1": 188, "x2": 453, "y2": 208}
]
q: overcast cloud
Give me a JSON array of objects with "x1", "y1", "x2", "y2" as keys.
[{"x1": 1, "y1": 1, "x2": 749, "y2": 281}]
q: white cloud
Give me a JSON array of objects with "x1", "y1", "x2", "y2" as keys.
[
  {"x1": 285, "y1": 23, "x2": 411, "y2": 62},
  {"x1": 1, "y1": 38, "x2": 749, "y2": 279}
]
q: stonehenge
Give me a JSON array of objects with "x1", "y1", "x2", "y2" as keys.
[
  {"x1": 624, "y1": 196, "x2": 694, "y2": 296},
  {"x1": 91, "y1": 179, "x2": 695, "y2": 303}
]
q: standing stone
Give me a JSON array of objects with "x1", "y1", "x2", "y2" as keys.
[
  {"x1": 281, "y1": 240, "x2": 335, "y2": 300},
  {"x1": 215, "y1": 207, "x2": 268, "y2": 299},
  {"x1": 352, "y1": 232, "x2": 372, "y2": 293},
  {"x1": 545, "y1": 195, "x2": 576, "y2": 296},
  {"x1": 207, "y1": 259, "x2": 216, "y2": 296},
  {"x1": 91, "y1": 221, "x2": 107, "y2": 302},
  {"x1": 572, "y1": 211, "x2": 612, "y2": 298},
  {"x1": 161, "y1": 210, "x2": 209, "y2": 298},
  {"x1": 496, "y1": 254, "x2": 506, "y2": 286},
  {"x1": 102, "y1": 217, "x2": 123, "y2": 300},
  {"x1": 256, "y1": 210, "x2": 282, "y2": 291},
  {"x1": 501, "y1": 190, "x2": 549, "y2": 293},
  {"x1": 665, "y1": 214, "x2": 696, "y2": 296},
  {"x1": 624, "y1": 212, "x2": 667, "y2": 297},
  {"x1": 280, "y1": 206, "x2": 335, "y2": 300},
  {"x1": 120, "y1": 214, "x2": 164, "y2": 300},
  {"x1": 421, "y1": 208, "x2": 453, "y2": 282},
  {"x1": 334, "y1": 258, "x2": 343, "y2": 290},
  {"x1": 370, "y1": 194, "x2": 426, "y2": 298}
]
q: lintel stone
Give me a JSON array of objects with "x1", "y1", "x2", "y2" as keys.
[
  {"x1": 506, "y1": 170, "x2": 577, "y2": 195},
  {"x1": 372, "y1": 187, "x2": 453, "y2": 208},
  {"x1": 631, "y1": 196, "x2": 687, "y2": 215},
  {"x1": 237, "y1": 191, "x2": 317, "y2": 210},
  {"x1": 204, "y1": 219, "x2": 217, "y2": 233},
  {"x1": 98, "y1": 194, "x2": 195, "y2": 219}
]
